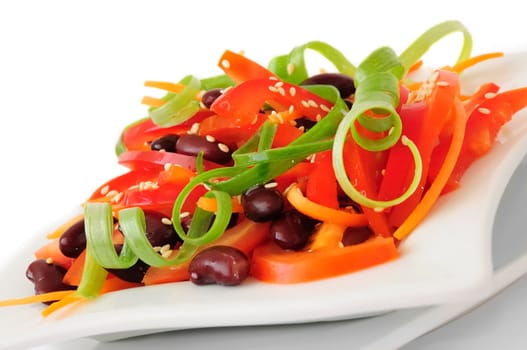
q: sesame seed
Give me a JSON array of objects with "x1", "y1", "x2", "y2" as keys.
[
  {"x1": 161, "y1": 217, "x2": 172, "y2": 225},
  {"x1": 307, "y1": 99, "x2": 318, "y2": 108},
  {"x1": 179, "y1": 211, "x2": 190, "y2": 219},
  {"x1": 188, "y1": 122, "x2": 200, "y2": 135},
  {"x1": 111, "y1": 192, "x2": 123, "y2": 203},
  {"x1": 218, "y1": 143, "x2": 230, "y2": 153},
  {"x1": 164, "y1": 163, "x2": 173, "y2": 171},
  {"x1": 298, "y1": 126, "x2": 305, "y2": 132},
  {"x1": 315, "y1": 114, "x2": 322, "y2": 121},
  {"x1": 436, "y1": 81, "x2": 449, "y2": 87},
  {"x1": 128, "y1": 184, "x2": 139, "y2": 190},
  {"x1": 288, "y1": 105, "x2": 295, "y2": 114},
  {"x1": 205, "y1": 135, "x2": 216, "y2": 143},
  {"x1": 160, "y1": 244, "x2": 171, "y2": 253},
  {"x1": 478, "y1": 107, "x2": 491, "y2": 115},
  {"x1": 484, "y1": 92, "x2": 497, "y2": 99},
  {"x1": 320, "y1": 104, "x2": 331, "y2": 112},
  {"x1": 289, "y1": 87, "x2": 296, "y2": 96},
  {"x1": 161, "y1": 250, "x2": 173, "y2": 258},
  {"x1": 301, "y1": 100, "x2": 310, "y2": 108},
  {"x1": 277, "y1": 87, "x2": 286, "y2": 96},
  {"x1": 264, "y1": 182, "x2": 278, "y2": 189},
  {"x1": 250, "y1": 114, "x2": 259, "y2": 125},
  {"x1": 221, "y1": 59, "x2": 230, "y2": 69},
  {"x1": 268, "y1": 86, "x2": 279, "y2": 93},
  {"x1": 106, "y1": 190, "x2": 119, "y2": 198},
  {"x1": 287, "y1": 63, "x2": 295, "y2": 75},
  {"x1": 153, "y1": 246, "x2": 162, "y2": 252},
  {"x1": 373, "y1": 207, "x2": 384, "y2": 213},
  {"x1": 274, "y1": 81, "x2": 284, "y2": 88},
  {"x1": 45, "y1": 258, "x2": 54, "y2": 264},
  {"x1": 100, "y1": 185, "x2": 110, "y2": 195},
  {"x1": 269, "y1": 76, "x2": 279, "y2": 81}
]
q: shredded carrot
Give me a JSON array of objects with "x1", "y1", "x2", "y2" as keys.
[
  {"x1": 394, "y1": 98, "x2": 468, "y2": 240},
  {"x1": 450, "y1": 52, "x2": 504, "y2": 74},
  {"x1": 196, "y1": 196, "x2": 244, "y2": 213},
  {"x1": 46, "y1": 213, "x2": 84, "y2": 239},
  {"x1": 141, "y1": 96, "x2": 166, "y2": 108},
  {"x1": 305, "y1": 222, "x2": 347, "y2": 251},
  {"x1": 144, "y1": 81, "x2": 186, "y2": 93},
  {"x1": 41, "y1": 293, "x2": 83, "y2": 317},
  {"x1": 0, "y1": 290, "x2": 76, "y2": 307},
  {"x1": 286, "y1": 183, "x2": 368, "y2": 226}
]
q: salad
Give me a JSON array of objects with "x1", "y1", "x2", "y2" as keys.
[{"x1": 2, "y1": 20, "x2": 527, "y2": 317}]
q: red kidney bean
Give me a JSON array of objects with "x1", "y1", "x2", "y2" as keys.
[
  {"x1": 150, "y1": 134, "x2": 180, "y2": 152},
  {"x1": 106, "y1": 244, "x2": 150, "y2": 284},
  {"x1": 301, "y1": 73, "x2": 356, "y2": 98},
  {"x1": 269, "y1": 210, "x2": 316, "y2": 250},
  {"x1": 188, "y1": 245, "x2": 250, "y2": 286},
  {"x1": 26, "y1": 259, "x2": 76, "y2": 303},
  {"x1": 201, "y1": 88, "x2": 223, "y2": 109},
  {"x1": 176, "y1": 134, "x2": 233, "y2": 164},
  {"x1": 59, "y1": 219, "x2": 87, "y2": 258},
  {"x1": 341, "y1": 226, "x2": 373, "y2": 246},
  {"x1": 241, "y1": 184, "x2": 284, "y2": 222}
]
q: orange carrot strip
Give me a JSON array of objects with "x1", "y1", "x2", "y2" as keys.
[
  {"x1": 394, "y1": 97, "x2": 468, "y2": 240},
  {"x1": 46, "y1": 213, "x2": 84, "y2": 239},
  {"x1": 451, "y1": 52, "x2": 504, "y2": 73},
  {"x1": 141, "y1": 96, "x2": 165, "y2": 107},
  {"x1": 0, "y1": 290, "x2": 76, "y2": 307},
  {"x1": 41, "y1": 293, "x2": 83, "y2": 317},
  {"x1": 286, "y1": 183, "x2": 368, "y2": 226},
  {"x1": 196, "y1": 196, "x2": 244, "y2": 213},
  {"x1": 144, "y1": 81, "x2": 186, "y2": 93},
  {"x1": 305, "y1": 222, "x2": 347, "y2": 251},
  {"x1": 408, "y1": 59, "x2": 423, "y2": 74}
]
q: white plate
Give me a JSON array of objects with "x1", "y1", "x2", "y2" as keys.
[{"x1": 1, "y1": 52, "x2": 527, "y2": 350}]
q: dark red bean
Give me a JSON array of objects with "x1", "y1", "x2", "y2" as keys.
[
  {"x1": 269, "y1": 210, "x2": 316, "y2": 250},
  {"x1": 176, "y1": 134, "x2": 233, "y2": 164},
  {"x1": 143, "y1": 210, "x2": 181, "y2": 248},
  {"x1": 188, "y1": 245, "x2": 250, "y2": 286},
  {"x1": 105, "y1": 244, "x2": 149, "y2": 284},
  {"x1": 150, "y1": 134, "x2": 180, "y2": 152},
  {"x1": 301, "y1": 73, "x2": 356, "y2": 98},
  {"x1": 341, "y1": 226, "x2": 373, "y2": 246},
  {"x1": 26, "y1": 259, "x2": 76, "y2": 303},
  {"x1": 241, "y1": 184, "x2": 284, "y2": 222},
  {"x1": 201, "y1": 88, "x2": 223, "y2": 109},
  {"x1": 59, "y1": 219, "x2": 86, "y2": 258}
]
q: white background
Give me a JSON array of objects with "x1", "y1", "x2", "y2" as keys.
[{"x1": 1, "y1": 1, "x2": 526, "y2": 349}]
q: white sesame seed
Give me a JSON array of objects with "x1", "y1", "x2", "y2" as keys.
[
  {"x1": 274, "y1": 81, "x2": 284, "y2": 88},
  {"x1": 160, "y1": 244, "x2": 171, "y2": 253},
  {"x1": 315, "y1": 114, "x2": 322, "y2": 121},
  {"x1": 277, "y1": 87, "x2": 286, "y2": 96},
  {"x1": 269, "y1": 76, "x2": 279, "y2": 81},
  {"x1": 478, "y1": 107, "x2": 491, "y2": 115},
  {"x1": 320, "y1": 104, "x2": 331, "y2": 112},
  {"x1": 436, "y1": 81, "x2": 449, "y2": 87},
  {"x1": 264, "y1": 182, "x2": 278, "y2": 189},
  {"x1": 484, "y1": 92, "x2": 497, "y2": 99},
  {"x1": 221, "y1": 59, "x2": 231, "y2": 69},
  {"x1": 268, "y1": 86, "x2": 279, "y2": 93},
  {"x1": 205, "y1": 135, "x2": 216, "y2": 143},
  {"x1": 161, "y1": 250, "x2": 173, "y2": 258},
  {"x1": 153, "y1": 246, "x2": 162, "y2": 252},
  {"x1": 373, "y1": 207, "x2": 384, "y2": 213},
  {"x1": 288, "y1": 105, "x2": 295, "y2": 114},
  {"x1": 179, "y1": 211, "x2": 190, "y2": 219},
  {"x1": 307, "y1": 100, "x2": 318, "y2": 108},
  {"x1": 301, "y1": 100, "x2": 310, "y2": 108},
  {"x1": 250, "y1": 114, "x2": 259, "y2": 125},
  {"x1": 111, "y1": 192, "x2": 123, "y2": 203},
  {"x1": 161, "y1": 217, "x2": 172, "y2": 225},
  {"x1": 218, "y1": 143, "x2": 230, "y2": 153},
  {"x1": 100, "y1": 185, "x2": 110, "y2": 195},
  {"x1": 298, "y1": 126, "x2": 305, "y2": 132},
  {"x1": 164, "y1": 163, "x2": 173, "y2": 171},
  {"x1": 45, "y1": 258, "x2": 54, "y2": 264},
  {"x1": 128, "y1": 184, "x2": 139, "y2": 190},
  {"x1": 188, "y1": 122, "x2": 200, "y2": 135}
]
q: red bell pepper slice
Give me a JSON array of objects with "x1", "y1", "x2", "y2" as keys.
[
  {"x1": 210, "y1": 78, "x2": 332, "y2": 127},
  {"x1": 306, "y1": 150, "x2": 339, "y2": 209},
  {"x1": 218, "y1": 50, "x2": 278, "y2": 83},
  {"x1": 251, "y1": 236, "x2": 399, "y2": 284},
  {"x1": 118, "y1": 150, "x2": 221, "y2": 172},
  {"x1": 121, "y1": 111, "x2": 213, "y2": 152}
]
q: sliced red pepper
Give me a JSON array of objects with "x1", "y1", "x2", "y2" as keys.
[
  {"x1": 388, "y1": 70, "x2": 459, "y2": 226},
  {"x1": 251, "y1": 236, "x2": 399, "y2": 283},
  {"x1": 197, "y1": 113, "x2": 266, "y2": 147},
  {"x1": 218, "y1": 50, "x2": 278, "y2": 83},
  {"x1": 306, "y1": 150, "x2": 338, "y2": 209},
  {"x1": 210, "y1": 78, "x2": 332, "y2": 127},
  {"x1": 118, "y1": 150, "x2": 221, "y2": 172},
  {"x1": 121, "y1": 111, "x2": 213, "y2": 152}
]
